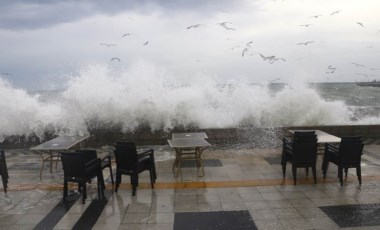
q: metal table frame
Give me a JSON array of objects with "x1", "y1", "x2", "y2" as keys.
[
  {"x1": 30, "y1": 135, "x2": 90, "y2": 179},
  {"x1": 168, "y1": 137, "x2": 211, "y2": 177}
]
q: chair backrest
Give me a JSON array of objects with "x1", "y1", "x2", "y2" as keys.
[
  {"x1": 341, "y1": 136, "x2": 362, "y2": 143},
  {"x1": 60, "y1": 153, "x2": 86, "y2": 178},
  {"x1": 339, "y1": 137, "x2": 364, "y2": 165},
  {"x1": 76, "y1": 149, "x2": 97, "y2": 164},
  {"x1": 292, "y1": 135, "x2": 318, "y2": 162},
  {"x1": 293, "y1": 131, "x2": 316, "y2": 140},
  {"x1": 114, "y1": 142, "x2": 138, "y2": 171}
]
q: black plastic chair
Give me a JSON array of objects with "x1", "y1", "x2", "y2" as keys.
[
  {"x1": 76, "y1": 149, "x2": 114, "y2": 185},
  {"x1": 114, "y1": 142, "x2": 156, "y2": 196},
  {"x1": 60, "y1": 152, "x2": 105, "y2": 204},
  {"x1": 282, "y1": 131, "x2": 318, "y2": 185},
  {"x1": 0, "y1": 149, "x2": 9, "y2": 193},
  {"x1": 322, "y1": 136, "x2": 364, "y2": 186}
]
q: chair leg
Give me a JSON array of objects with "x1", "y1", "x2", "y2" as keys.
[
  {"x1": 305, "y1": 167, "x2": 309, "y2": 177},
  {"x1": 149, "y1": 169, "x2": 154, "y2": 189},
  {"x1": 356, "y1": 166, "x2": 362, "y2": 185},
  {"x1": 312, "y1": 165, "x2": 317, "y2": 184},
  {"x1": 321, "y1": 157, "x2": 329, "y2": 179},
  {"x1": 1, "y1": 175, "x2": 7, "y2": 193},
  {"x1": 281, "y1": 154, "x2": 286, "y2": 178},
  {"x1": 109, "y1": 166, "x2": 114, "y2": 185},
  {"x1": 82, "y1": 182, "x2": 87, "y2": 204},
  {"x1": 292, "y1": 165, "x2": 297, "y2": 185},
  {"x1": 63, "y1": 180, "x2": 68, "y2": 202},
  {"x1": 132, "y1": 173, "x2": 138, "y2": 196},
  {"x1": 115, "y1": 172, "x2": 121, "y2": 192},
  {"x1": 344, "y1": 168, "x2": 348, "y2": 177},
  {"x1": 98, "y1": 172, "x2": 105, "y2": 199},
  {"x1": 338, "y1": 166, "x2": 343, "y2": 186}
]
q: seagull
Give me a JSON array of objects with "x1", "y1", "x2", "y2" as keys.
[
  {"x1": 217, "y1": 22, "x2": 236, "y2": 30},
  {"x1": 297, "y1": 41, "x2": 314, "y2": 45},
  {"x1": 100, "y1": 43, "x2": 117, "y2": 47},
  {"x1": 121, "y1": 33, "x2": 131, "y2": 37},
  {"x1": 241, "y1": 48, "x2": 249, "y2": 57},
  {"x1": 356, "y1": 22, "x2": 364, "y2": 27},
  {"x1": 299, "y1": 24, "x2": 312, "y2": 27},
  {"x1": 310, "y1": 15, "x2": 322, "y2": 18},
  {"x1": 352, "y1": 62, "x2": 366, "y2": 67},
  {"x1": 246, "y1": 41, "x2": 253, "y2": 47},
  {"x1": 259, "y1": 53, "x2": 275, "y2": 61},
  {"x1": 325, "y1": 65, "x2": 336, "y2": 74},
  {"x1": 269, "y1": 57, "x2": 286, "y2": 64},
  {"x1": 143, "y1": 41, "x2": 149, "y2": 46},
  {"x1": 111, "y1": 57, "x2": 121, "y2": 62},
  {"x1": 330, "y1": 10, "x2": 341, "y2": 16},
  {"x1": 186, "y1": 24, "x2": 204, "y2": 29}
]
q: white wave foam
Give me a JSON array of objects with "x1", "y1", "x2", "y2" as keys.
[{"x1": 0, "y1": 62, "x2": 379, "y2": 138}]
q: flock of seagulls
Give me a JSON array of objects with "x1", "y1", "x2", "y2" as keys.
[{"x1": 93, "y1": 7, "x2": 378, "y2": 81}]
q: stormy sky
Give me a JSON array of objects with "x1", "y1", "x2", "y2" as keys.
[{"x1": 0, "y1": 0, "x2": 379, "y2": 90}]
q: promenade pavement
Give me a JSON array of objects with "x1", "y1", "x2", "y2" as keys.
[{"x1": 0, "y1": 144, "x2": 380, "y2": 229}]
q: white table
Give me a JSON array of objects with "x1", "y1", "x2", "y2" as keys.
[
  {"x1": 172, "y1": 132, "x2": 208, "y2": 139},
  {"x1": 168, "y1": 138, "x2": 211, "y2": 177},
  {"x1": 30, "y1": 135, "x2": 90, "y2": 178}
]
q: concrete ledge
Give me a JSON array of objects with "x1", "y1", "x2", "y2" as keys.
[{"x1": 1, "y1": 125, "x2": 380, "y2": 149}]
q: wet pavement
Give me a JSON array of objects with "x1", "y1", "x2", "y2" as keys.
[{"x1": 1, "y1": 144, "x2": 380, "y2": 229}]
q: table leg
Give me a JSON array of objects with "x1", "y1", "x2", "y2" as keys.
[
  {"x1": 196, "y1": 147, "x2": 205, "y2": 177},
  {"x1": 172, "y1": 148, "x2": 182, "y2": 177}
]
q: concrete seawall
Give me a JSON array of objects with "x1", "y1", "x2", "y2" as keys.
[
  {"x1": 88, "y1": 124, "x2": 380, "y2": 147},
  {"x1": 2, "y1": 125, "x2": 380, "y2": 149}
]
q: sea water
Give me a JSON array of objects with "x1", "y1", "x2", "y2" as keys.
[{"x1": 1, "y1": 64, "x2": 380, "y2": 140}]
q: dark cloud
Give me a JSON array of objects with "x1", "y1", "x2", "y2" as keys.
[{"x1": 0, "y1": 0, "x2": 239, "y2": 30}]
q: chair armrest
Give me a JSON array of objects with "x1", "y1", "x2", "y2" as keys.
[
  {"x1": 325, "y1": 143, "x2": 338, "y2": 152},
  {"x1": 85, "y1": 158, "x2": 101, "y2": 168},
  {"x1": 137, "y1": 148, "x2": 154, "y2": 159},
  {"x1": 100, "y1": 153, "x2": 112, "y2": 163}
]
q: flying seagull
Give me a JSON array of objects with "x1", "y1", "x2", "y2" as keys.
[
  {"x1": 325, "y1": 65, "x2": 336, "y2": 74},
  {"x1": 269, "y1": 57, "x2": 286, "y2": 64},
  {"x1": 217, "y1": 22, "x2": 236, "y2": 30},
  {"x1": 121, "y1": 33, "x2": 131, "y2": 37},
  {"x1": 100, "y1": 43, "x2": 117, "y2": 47},
  {"x1": 246, "y1": 41, "x2": 253, "y2": 47},
  {"x1": 241, "y1": 48, "x2": 249, "y2": 57},
  {"x1": 299, "y1": 24, "x2": 312, "y2": 27},
  {"x1": 330, "y1": 10, "x2": 341, "y2": 16},
  {"x1": 143, "y1": 41, "x2": 149, "y2": 46},
  {"x1": 357, "y1": 22, "x2": 364, "y2": 27},
  {"x1": 310, "y1": 15, "x2": 322, "y2": 18},
  {"x1": 186, "y1": 24, "x2": 204, "y2": 29},
  {"x1": 111, "y1": 57, "x2": 121, "y2": 62},
  {"x1": 352, "y1": 62, "x2": 366, "y2": 67},
  {"x1": 297, "y1": 41, "x2": 314, "y2": 45},
  {"x1": 259, "y1": 53, "x2": 275, "y2": 61}
]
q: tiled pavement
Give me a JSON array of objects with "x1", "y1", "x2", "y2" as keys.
[{"x1": 0, "y1": 144, "x2": 380, "y2": 229}]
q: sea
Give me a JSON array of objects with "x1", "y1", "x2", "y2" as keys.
[{"x1": 1, "y1": 67, "x2": 380, "y2": 140}]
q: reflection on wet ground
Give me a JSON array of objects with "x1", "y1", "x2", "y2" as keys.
[{"x1": 1, "y1": 144, "x2": 380, "y2": 229}]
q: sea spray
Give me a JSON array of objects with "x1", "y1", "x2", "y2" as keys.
[{"x1": 0, "y1": 62, "x2": 378, "y2": 140}]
